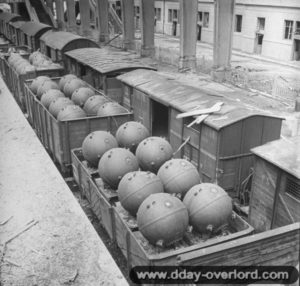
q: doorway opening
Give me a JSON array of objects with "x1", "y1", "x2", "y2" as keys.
[
  {"x1": 151, "y1": 100, "x2": 169, "y2": 138},
  {"x1": 294, "y1": 39, "x2": 300, "y2": 61},
  {"x1": 254, "y1": 33, "x2": 263, "y2": 54},
  {"x1": 197, "y1": 25, "x2": 202, "y2": 41},
  {"x1": 172, "y1": 21, "x2": 177, "y2": 36}
]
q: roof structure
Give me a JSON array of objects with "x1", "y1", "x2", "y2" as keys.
[
  {"x1": 117, "y1": 69, "x2": 283, "y2": 130},
  {"x1": 20, "y1": 21, "x2": 52, "y2": 36},
  {"x1": 251, "y1": 136, "x2": 300, "y2": 178},
  {"x1": 40, "y1": 31, "x2": 98, "y2": 50},
  {"x1": 65, "y1": 48, "x2": 156, "y2": 74}
]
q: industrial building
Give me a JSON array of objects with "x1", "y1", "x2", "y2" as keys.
[{"x1": 132, "y1": 0, "x2": 300, "y2": 61}]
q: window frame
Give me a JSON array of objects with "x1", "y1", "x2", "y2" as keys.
[
  {"x1": 257, "y1": 17, "x2": 265, "y2": 31},
  {"x1": 168, "y1": 9, "x2": 172, "y2": 23},
  {"x1": 235, "y1": 14, "x2": 242, "y2": 33},
  {"x1": 203, "y1": 12, "x2": 209, "y2": 28},
  {"x1": 284, "y1": 20, "x2": 294, "y2": 40},
  {"x1": 154, "y1": 7, "x2": 161, "y2": 22}
]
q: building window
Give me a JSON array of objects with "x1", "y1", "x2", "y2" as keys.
[
  {"x1": 284, "y1": 20, "x2": 294, "y2": 39},
  {"x1": 155, "y1": 8, "x2": 161, "y2": 21},
  {"x1": 134, "y1": 6, "x2": 140, "y2": 16},
  {"x1": 168, "y1": 9, "x2": 172, "y2": 22},
  {"x1": 203, "y1": 12, "x2": 209, "y2": 28},
  {"x1": 257, "y1": 17, "x2": 265, "y2": 31},
  {"x1": 296, "y1": 21, "x2": 300, "y2": 35},
  {"x1": 235, "y1": 15, "x2": 242, "y2": 32},
  {"x1": 168, "y1": 9, "x2": 179, "y2": 23},
  {"x1": 198, "y1": 11, "x2": 202, "y2": 22},
  {"x1": 173, "y1": 9, "x2": 178, "y2": 20}
]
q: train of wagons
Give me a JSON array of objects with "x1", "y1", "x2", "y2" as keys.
[{"x1": 0, "y1": 11, "x2": 299, "y2": 282}]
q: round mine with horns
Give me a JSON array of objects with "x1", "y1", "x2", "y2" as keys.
[
  {"x1": 37, "y1": 80, "x2": 59, "y2": 99},
  {"x1": 157, "y1": 159, "x2": 201, "y2": 196},
  {"x1": 137, "y1": 193, "x2": 189, "y2": 246},
  {"x1": 136, "y1": 137, "x2": 173, "y2": 173},
  {"x1": 115, "y1": 121, "x2": 150, "y2": 153},
  {"x1": 118, "y1": 171, "x2": 164, "y2": 216},
  {"x1": 63, "y1": 78, "x2": 87, "y2": 98},
  {"x1": 97, "y1": 102, "x2": 127, "y2": 117},
  {"x1": 183, "y1": 183, "x2": 232, "y2": 233},
  {"x1": 57, "y1": 105, "x2": 86, "y2": 121},
  {"x1": 82, "y1": 131, "x2": 118, "y2": 167},
  {"x1": 59, "y1": 74, "x2": 78, "y2": 91},
  {"x1": 83, "y1": 95, "x2": 109, "y2": 116},
  {"x1": 30, "y1": 76, "x2": 50, "y2": 94},
  {"x1": 41, "y1": 89, "x2": 65, "y2": 109},
  {"x1": 49, "y1": 97, "x2": 74, "y2": 118},
  {"x1": 98, "y1": 148, "x2": 139, "y2": 189},
  {"x1": 71, "y1": 87, "x2": 95, "y2": 107}
]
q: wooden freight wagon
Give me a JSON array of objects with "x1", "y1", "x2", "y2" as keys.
[
  {"x1": 117, "y1": 69, "x2": 283, "y2": 200},
  {"x1": 249, "y1": 136, "x2": 300, "y2": 232},
  {"x1": 24, "y1": 77, "x2": 132, "y2": 173},
  {"x1": 3, "y1": 53, "x2": 64, "y2": 110},
  {"x1": 8, "y1": 20, "x2": 26, "y2": 45},
  {"x1": 20, "y1": 21, "x2": 52, "y2": 51},
  {"x1": 0, "y1": 12, "x2": 25, "y2": 40},
  {"x1": 39, "y1": 31, "x2": 99, "y2": 67},
  {"x1": 0, "y1": 45, "x2": 31, "y2": 83},
  {"x1": 71, "y1": 148, "x2": 254, "y2": 261},
  {"x1": 64, "y1": 48, "x2": 156, "y2": 103}
]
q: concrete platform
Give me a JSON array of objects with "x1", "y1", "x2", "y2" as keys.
[{"x1": 0, "y1": 78, "x2": 128, "y2": 285}]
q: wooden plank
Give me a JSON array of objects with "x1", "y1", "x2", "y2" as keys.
[
  {"x1": 249, "y1": 159, "x2": 278, "y2": 232},
  {"x1": 177, "y1": 223, "x2": 300, "y2": 266}
]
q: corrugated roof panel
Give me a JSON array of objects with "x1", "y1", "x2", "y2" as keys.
[
  {"x1": 117, "y1": 69, "x2": 282, "y2": 130},
  {"x1": 65, "y1": 48, "x2": 156, "y2": 74},
  {"x1": 251, "y1": 136, "x2": 300, "y2": 178},
  {"x1": 20, "y1": 21, "x2": 52, "y2": 36},
  {"x1": 40, "y1": 31, "x2": 98, "y2": 51}
]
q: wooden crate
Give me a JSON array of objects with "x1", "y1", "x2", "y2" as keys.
[
  {"x1": 4, "y1": 55, "x2": 64, "y2": 111},
  {"x1": 24, "y1": 79, "x2": 132, "y2": 173},
  {"x1": 113, "y1": 203, "x2": 254, "y2": 267}
]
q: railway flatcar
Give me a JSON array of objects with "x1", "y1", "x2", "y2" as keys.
[
  {"x1": 8, "y1": 20, "x2": 26, "y2": 45},
  {"x1": 0, "y1": 12, "x2": 25, "y2": 40},
  {"x1": 20, "y1": 21, "x2": 52, "y2": 51},
  {"x1": 64, "y1": 48, "x2": 157, "y2": 103},
  {"x1": 39, "y1": 30, "x2": 99, "y2": 67},
  {"x1": 117, "y1": 69, "x2": 283, "y2": 201},
  {"x1": 249, "y1": 136, "x2": 300, "y2": 232}
]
